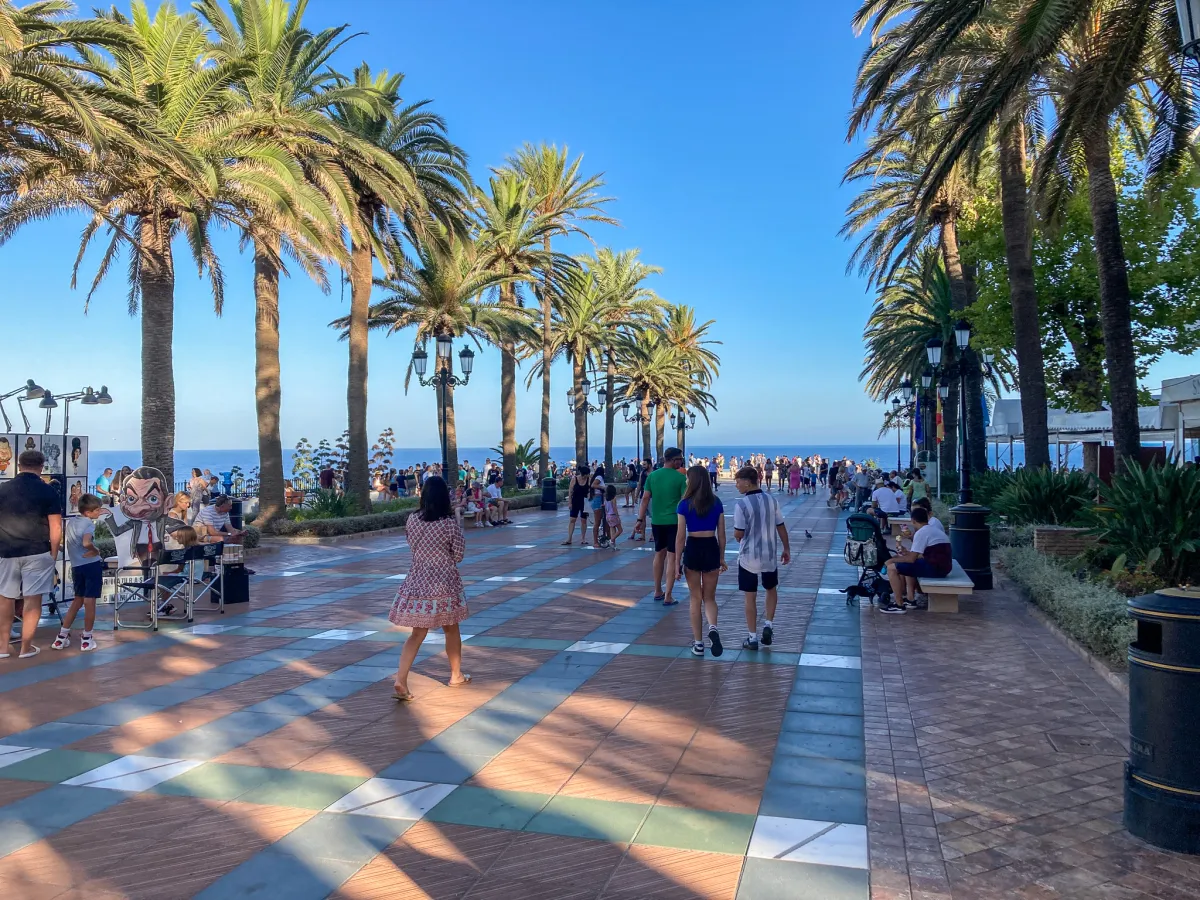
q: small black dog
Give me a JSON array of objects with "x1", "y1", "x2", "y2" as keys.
[
  {"x1": 841, "y1": 584, "x2": 874, "y2": 606},
  {"x1": 841, "y1": 577, "x2": 893, "y2": 606}
]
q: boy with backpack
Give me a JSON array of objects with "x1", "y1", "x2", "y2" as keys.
[{"x1": 733, "y1": 466, "x2": 790, "y2": 650}]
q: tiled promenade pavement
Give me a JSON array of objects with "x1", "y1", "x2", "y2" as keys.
[{"x1": 0, "y1": 492, "x2": 1195, "y2": 899}]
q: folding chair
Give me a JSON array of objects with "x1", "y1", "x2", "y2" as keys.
[
  {"x1": 109, "y1": 547, "x2": 193, "y2": 631},
  {"x1": 190, "y1": 543, "x2": 226, "y2": 615}
]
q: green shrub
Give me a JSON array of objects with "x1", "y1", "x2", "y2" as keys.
[
  {"x1": 1090, "y1": 461, "x2": 1200, "y2": 584},
  {"x1": 991, "y1": 523, "x2": 1035, "y2": 548},
  {"x1": 242, "y1": 524, "x2": 261, "y2": 549},
  {"x1": 999, "y1": 545, "x2": 1133, "y2": 667},
  {"x1": 266, "y1": 510, "x2": 412, "y2": 537},
  {"x1": 371, "y1": 497, "x2": 419, "y2": 515},
  {"x1": 992, "y1": 468, "x2": 1095, "y2": 526},
  {"x1": 288, "y1": 488, "x2": 361, "y2": 521},
  {"x1": 971, "y1": 468, "x2": 1016, "y2": 509}
]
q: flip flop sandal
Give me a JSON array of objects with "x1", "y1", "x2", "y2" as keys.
[
  {"x1": 560, "y1": 541, "x2": 573, "y2": 546},
  {"x1": 662, "y1": 598, "x2": 679, "y2": 607},
  {"x1": 448, "y1": 674, "x2": 472, "y2": 687},
  {"x1": 393, "y1": 690, "x2": 415, "y2": 702},
  {"x1": 18, "y1": 646, "x2": 41, "y2": 659},
  {"x1": 653, "y1": 593, "x2": 665, "y2": 603}
]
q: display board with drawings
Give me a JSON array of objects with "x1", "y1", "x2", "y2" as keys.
[{"x1": 0, "y1": 434, "x2": 88, "y2": 516}]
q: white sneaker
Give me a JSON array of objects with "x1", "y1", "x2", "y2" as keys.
[{"x1": 52, "y1": 633, "x2": 71, "y2": 650}]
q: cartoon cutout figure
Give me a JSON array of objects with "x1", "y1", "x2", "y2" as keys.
[
  {"x1": 67, "y1": 480, "x2": 83, "y2": 515},
  {"x1": 106, "y1": 467, "x2": 187, "y2": 568},
  {"x1": 0, "y1": 437, "x2": 12, "y2": 477},
  {"x1": 70, "y1": 438, "x2": 83, "y2": 474}
]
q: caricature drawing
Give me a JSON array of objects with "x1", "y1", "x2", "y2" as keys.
[
  {"x1": 0, "y1": 437, "x2": 12, "y2": 477},
  {"x1": 106, "y1": 467, "x2": 187, "y2": 567}
]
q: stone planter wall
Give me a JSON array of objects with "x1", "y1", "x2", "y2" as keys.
[{"x1": 1033, "y1": 526, "x2": 1094, "y2": 559}]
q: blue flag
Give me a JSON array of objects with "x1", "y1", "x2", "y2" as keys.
[{"x1": 915, "y1": 403, "x2": 924, "y2": 445}]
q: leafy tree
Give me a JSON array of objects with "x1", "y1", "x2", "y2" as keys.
[
  {"x1": 961, "y1": 154, "x2": 1200, "y2": 413},
  {"x1": 292, "y1": 437, "x2": 316, "y2": 481}
]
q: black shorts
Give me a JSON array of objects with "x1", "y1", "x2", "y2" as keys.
[
  {"x1": 570, "y1": 498, "x2": 588, "y2": 518},
  {"x1": 651, "y1": 523, "x2": 678, "y2": 553},
  {"x1": 683, "y1": 536, "x2": 721, "y2": 573},
  {"x1": 71, "y1": 560, "x2": 104, "y2": 598},
  {"x1": 738, "y1": 565, "x2": 779, "y2": 592}
]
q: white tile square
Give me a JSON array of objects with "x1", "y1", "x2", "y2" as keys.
[
  {"x1": 421, "y1": 632, "x2": 475, "y2": 644},
  {"x1": 512, "y1": 525, "x2": 531, "y2": 528},
  {"x1": 566, "y1": 641, "x2": 629, "y2": 654},
  {"x1": 514, "y1": 545, "x2": 535, "y2": 549},
  {"x1": 817, "y1": 588, "x2": 845, "y2": 595},
  {"x1": 311, "y1": 629, "x2": 378, "y2": 641},
  {"x1": 387, "y1": 574, "x2": 407, "y2": 581},
  {"x1": 553, "y1": 577, "x2": 595, "y2": 584},
  {"x1": 485, "y1": 576, "x2": 527, "y2": 582},
  {"x1": 0, "y1": 746, "x2": 49, "y2": 769},
  {"x1": 189, "y1": 624, "x2": 238, "y2": 635},
  {"x1": 63, "y1": 755, "x2": 202, "y2": 791},
  {"x1": 325, "y1": 778, "x2": 457, "y2": 820},
  {"x1": 279, "y1": 571, "x2": 305, "y2": 577},
  {"x1": 748, "y1": 816, "x2": 868, "y2": 870},
  {"x1": 797, "y1": 654, "x2": 861, "y2": 669}
]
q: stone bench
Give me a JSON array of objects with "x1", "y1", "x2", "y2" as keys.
[
  {"x1": 916, "y1": 560, "x2": 975, "y2": 613},
  {"x1": 888, "y1": 516, "x2": 911, "y2": 538}
]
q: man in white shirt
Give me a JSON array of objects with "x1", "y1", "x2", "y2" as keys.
[
  {"x1": 195, "y1": 496, "x2": 245, "y2": 544},
  {"x1": 871, "y1": 482, "x2": 901, "y2": 514},
  {"x1": 852, "y1": 468, "x2": 872, "y2": 508},
  {"x1": 886, "y1": 507, "x2": 952, "y2": 610},
  {"x1": 485, "y1": 482, "x2": 509, "y2": 525}
]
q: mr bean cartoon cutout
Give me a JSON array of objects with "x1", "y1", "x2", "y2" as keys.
[{"x1": 106, "y1": 467, "x2": 187, "y2": 568}]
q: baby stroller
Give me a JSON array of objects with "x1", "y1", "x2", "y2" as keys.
[{"x1": 842, "y1": 513, "x2": 892, "y2": 606}]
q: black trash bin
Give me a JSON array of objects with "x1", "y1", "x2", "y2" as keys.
[
  {"x1": 540, "y1": 477, "x2": 558, "y2": 511},
  {"x1": 1125, "y1": 587, "x2": 1200, "y2": 853},
  {"x1": 948, "y1": 502, "x2": 993, "y2": 589},
  {"x1": 229, "y1": 498, "x2": 244, "y2": 530}
]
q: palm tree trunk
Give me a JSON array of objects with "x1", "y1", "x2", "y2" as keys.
[
  {"x1": 1082, "y1": 124, "x2": 1141, "y2": 468},
  {"x1": 346, "y1": 228, "x2": 372, "y2": 513},
  {"x1": 539, "y1": 235, "x2": 553, "y2": 483},
  {"x1": 962, "y1": 263, "x2": 988, "y2": 474},
  {"x1": 655, "y1": 404, "x2": 665, "y2": 459},
  {"x1": 604, "y1": 351, "x2": 615, "y2": 475},
  {"x1": 938, "y1": 220, "x2": 983, "y2": 474},
  {"x1": 640, "y1": 395, "x2": 652, "y2": 463},
  {"x1": 443, "y1": 379, "x2": 459, "y2": 486},
  {"x1": 572, "y1": 355, "x2": 587, "y2": 465},
  {"x1": 139, "y1": 214, "x2": 175, "y2": 487},
  {"x1": 252, "y1": 238, "x2": 286, "y2": 525},
  {"x1": 676, "y1": 421, "x2": 686, "y2": 454},
  {"x1": 998, "y1": 119, "x2": 1050, "y2": 470},
  {"x1": 500, "y1": 282, "x2": 517, "y2": 488}
]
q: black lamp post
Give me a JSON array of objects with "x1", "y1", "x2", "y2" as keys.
[
  {"x1": 621, "y1": 393, "x2": 653, "y2": 470},
  {"x1": 566, "y1": 377, "x2": 606, "y2": 467},
  {"x1": 920, "y1": 368, "x2": 933, "y2": 466},
  {"x1": 412, "y1": 334, "x2": 474, "y2": 484},
  {"x1": 673, "y1": 405, "x2": 697, "y2": 455},
  {"x1": 926, "y1": 326, "x2": 992, "y2": 589}
]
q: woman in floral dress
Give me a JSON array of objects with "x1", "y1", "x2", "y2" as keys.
[{"x1": 389, "y1": 476, "x2": 472, "y2": 700}]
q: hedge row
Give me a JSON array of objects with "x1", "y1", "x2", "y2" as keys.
[
  {"x1": 263, "y1": 489, "x2": 567, "y2": 538},
  {"x1": 999, "y1": 545, "x2": 1133, "y2": 668}
]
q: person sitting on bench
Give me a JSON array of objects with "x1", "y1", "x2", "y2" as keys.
[{"x1": 886, "y1": 507, "x2": 951, "y2": 610}]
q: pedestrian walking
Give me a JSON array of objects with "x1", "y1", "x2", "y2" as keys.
[
  {"x1": 675, "y1": 464, "x2": 727, "y2": 657},
  {"x1": 388, "y1": 476, "x2": 472, "y2": 701},
  {"x1": 733, "y1": 466, "x2": 790, "y2": 650},
  {"x1": 0, "y1": 450, "x2": 63, "y2": 659},
  {"x1": 634, "y1": 448, "x2": 687, "y2": 605}
]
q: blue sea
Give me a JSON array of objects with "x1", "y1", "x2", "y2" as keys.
[{"x1": 88, "y1": 441, "x2": 1076, "y2": 484}]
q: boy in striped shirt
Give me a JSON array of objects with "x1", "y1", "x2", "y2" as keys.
[{"x1": 733, "y1": 466, "x2": 790, "y2": 650}]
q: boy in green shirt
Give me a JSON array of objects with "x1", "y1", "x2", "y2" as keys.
[{"x1": 634, "y1": 448, "x2": 687, "y2": 605}]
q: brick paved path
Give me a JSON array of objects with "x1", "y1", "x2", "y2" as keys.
[{"x1": 0, "y1": 492, "x2": 1196, "y2": 898}]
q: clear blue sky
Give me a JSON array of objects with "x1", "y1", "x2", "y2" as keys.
[{"x1": 2, "y1": 0, "x2": 1195, "y2": 455}]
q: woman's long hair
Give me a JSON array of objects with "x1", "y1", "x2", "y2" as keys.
[
  {"x1": 682, "y1": 465, "x2": 716, "y2": 517},
  {"x1": 418, "y1": 475, "x2": 452, "y2": 521}
]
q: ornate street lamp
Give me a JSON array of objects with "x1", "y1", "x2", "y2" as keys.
[
  {"x1": 673, "y1": 406, "x2": 698, "y2": 454},
  {"x1": 411, "y1": 336, "x2": 473, "y2": 484},
  {"x1": 1178, "y1": 0, "x2": 1200, "y2": 59}
]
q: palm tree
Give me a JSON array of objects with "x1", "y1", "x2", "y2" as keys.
[
  {"x1": 618, "y1": 328, "x2": 713, "y2": 461},
  {"x1": 475, "y1": 172, "x2": 571, "y2": 486},
  {"x1": 852, "y1": 0, "x2": 1193, "y2": 467},
  {"x1": 327, "y1": 62, "x2": 469, "y2": 511},
  {"x1": 198, "y1": 0, "x2": 369, "y2": 524},
  {"x1": 842, "y1": 127, "x2": 986, "y2": 472},
  {"x1": 583, "y1": 248, "x2": 663, "y2": 473},
  {"x1": 533, "y1": 265, "x2": 635, "y2": 464},
  {"x1": 0, "y1": 0, "x2": 144, "y2": 161},
  {"x1": 1, "y1": 1, "x2": 306, "y2": 485},
  {"x1": 503, "y1": 143, "x2": 617, "y2": 483},
  {"x1": 850, "y1": 0, "x2": 1052, "y2": 469},
  {"x1": 334, "y1": 230, "x2": 533, "y2": 486}
]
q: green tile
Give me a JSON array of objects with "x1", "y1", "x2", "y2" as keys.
[
  {"x1": 515, "y1": 638, "x2": 574, "y2": 651},
  {"x1": 237, "y1": 770, "x2": 368, "y2": 810},
  {"x1": 524, "y1": 795, "x2": 649, "y2": 843},
  {"x1": 463, "y1": 635, "x2": 522, "y2": 648},
  {"x1": 739, "y1": 651, "x2": 801, "y2": 666},
  {"x1": 622, "y1": 644, "x2": 684, "y2": 659},
  {"x1": 154, "y1": 762, "x2": 283, "y2": 800},
  {"x1": 634, "y1": 806, "x2": 755, "y2": 855},
  {"x1": 737, "y1": 857, "x2": 869, "y2": 900},
  {"x1": 425, "y1": 786, "x2": 549, "y2": 831},
  {"x1": 0, "y1": 750, "x2": 119, "y2": 783},
  {"x1": 225, "y1": 626, "x2": 278, "y2": 636}
]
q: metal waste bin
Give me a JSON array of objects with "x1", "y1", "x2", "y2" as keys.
[
  {"x1": 540, "y1": 477, "x2": 558, "y2": 512},
  {"x1": 1125, "y1": 587, "x2": 1200, "y2": 853},
  {"x1": 229, "y1": 498, "x2": 244, "y2": 530},
  {"x1": 948, "y1": 502, "x2": 993, "y2": 589}
]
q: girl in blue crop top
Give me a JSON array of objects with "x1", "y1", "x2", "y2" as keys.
[{"x1": 675, "y1": 465, "x2": 727, "y2": 658}]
